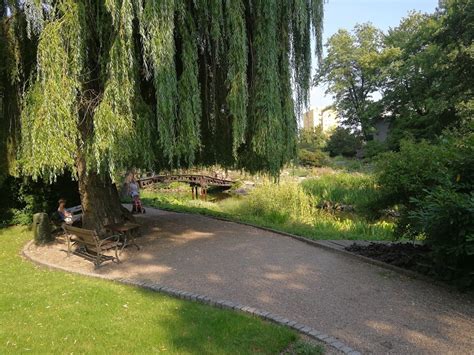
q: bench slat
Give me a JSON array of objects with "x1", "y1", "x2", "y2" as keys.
[
  {"x1": 63, "y1": 225, "x2": 120, "y2": 267},
  {"x1": 66, "y1": 205, "x2": 82, "y2": 214}
]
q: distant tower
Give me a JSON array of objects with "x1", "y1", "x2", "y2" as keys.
[
  {"x1": 303, "y1": 109, "x2": 315, "y2": 129},
  {"x1": 302, "y1": 106, "x2": 338, "y2": 132},
  {"x1": 319, "y1": 107, "x2": 338, "y2": 132}
]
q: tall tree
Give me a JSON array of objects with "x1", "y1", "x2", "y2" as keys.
[
  {"x1": 381, "y1": 1, "x2": 473, "y2": 148},
  {"x1": 315, "y1": 23, "x2": 386, "y2": 139},
  {"x1": 382, "y1": 10, "x2": 472, "y2": 148},
  {"x1": 1, "y1": 0, "x2": 324, "y2": 230}
]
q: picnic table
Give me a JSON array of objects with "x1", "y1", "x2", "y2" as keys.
[{"x1": 104, "y1": 222, "x2": 141, "y2": 252}]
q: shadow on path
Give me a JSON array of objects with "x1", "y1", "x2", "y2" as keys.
[{"x1": 26, "y1": 207, "x2": 474, "y2": 354}]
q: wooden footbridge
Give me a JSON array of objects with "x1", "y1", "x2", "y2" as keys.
[{"x1": 137, "y1": 174, "x2": 235, "y2": 198}]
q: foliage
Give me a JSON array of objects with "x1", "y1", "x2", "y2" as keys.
[
  {"x1": 1, "y1": 0, "x2": 326, "y2": 182},
  {"x1": 317, "y1": 1, "x2": 473, "y2": 148},
  {"x1": 301, "y1": 172, "x2": 377, "y2": 210},
  {"x1": 325, "y1": 127, "x2": 362, "y2": 157},
  {"x1": 297, "y1": 149, "x2": 329, "y2": 168},
  {"x1": 315, "y1": 23, "x2": 387, "y2": 139},
  {"x1": 298, "y1": 127, "x2": 327, "y2": 152},
  {"x1": 0, "y1": 175, "x2": 80, "y2": 226},
  {"x1": 93, "y1": 0, "x2": 154, "y2": 173},
  {"x1": 0, "y1": 8, "x2": 33, "y2": 181},
  {"x1": 363, "y1": 140, "x2": 388, "y2": 159},
  {"x1": 138, "y1": 0, "x2": 179, "y2": 164},
  {"x1": 375, "y1": 139, "x2": 454, "y2": 209},
  {"x1": 409, "y1": 188, "x2": 474, "y2": 287},
  {"x1": 140, "y1": 179, "x2": 394, "y2": 241},
  {"x1": 297, "y1": 126, "x2": 328, "y2": 167},
  {"x1": 375, "y1": 132, "x2": 474, "y2": 285},
  {"x1": 0, "y1": 226, "x2": 297, "y2": 353},
  {"x1": 328, "y1": 156, "x2": 369, "y2": 173},
  {"x1": 225, "y1": 0, "x2": 248, "y2": 156},
  {"x1": 380, "y1": 1, "x2": 473, "y2": 148},
  {"x1": 19, "y1": 0, "x2": 85, "y2": 180}
]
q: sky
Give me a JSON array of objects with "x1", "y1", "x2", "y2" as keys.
[{"x1": 309, "y1": 0, "x2": 440, "y2": 110}]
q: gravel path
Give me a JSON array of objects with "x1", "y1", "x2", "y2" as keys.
[{"x1": 27, "y1": 207, "x2": 474, "y2": 354}]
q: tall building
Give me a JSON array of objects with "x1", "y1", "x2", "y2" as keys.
[
  {"x1": 303, "y1": 109, "x2": 315, "y2": 129},
  {"x1": 302, "y1": 106, "x2": 339, "y2": 132}
]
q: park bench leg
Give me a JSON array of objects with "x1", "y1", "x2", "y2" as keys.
[
  {"x1": 114, "y1": 245, "x2": 121, "y2": 263},
  {"x1": 67, "y1": 235, "x2": 71, "y2": 257},
  {"x1": 94, "y1": 255, "x2": 101, "y2": 268}
]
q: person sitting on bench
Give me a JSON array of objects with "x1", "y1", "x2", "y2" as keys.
[{"x1": 57, "y1": 198, "x2": 73, "y2": 225}]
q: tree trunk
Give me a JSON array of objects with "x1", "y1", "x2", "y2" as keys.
[{"x1": 76, "y1": 155, "x2": 134, "y2": 233}]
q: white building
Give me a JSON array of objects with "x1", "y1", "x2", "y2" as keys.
[{"x1": 302, "y1": 106, "x2": 339, "y2": 132}]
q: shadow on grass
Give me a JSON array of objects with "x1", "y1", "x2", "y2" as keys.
[{"x1": 0, "y1": 226, "x2": 296, "y2": 354}]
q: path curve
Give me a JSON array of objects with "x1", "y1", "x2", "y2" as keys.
[{"x1": 25, "y1": 207, "x2": 474, "y2": 354}]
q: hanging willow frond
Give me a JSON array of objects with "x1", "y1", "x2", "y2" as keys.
[
  {"x1": 225, "y1": 0, "x2": 248, "y2": 157},
  {"x1": 245, "y1": 0, "x2": 284, "y2": 175},
  {"x1": 93, "y1": 0, "x2": 138, "y2": 175},
  {"x1": 279, "y1": 0, "x2": 297, "y2": 163},
  {"x1": 291, "y1": 0, "x2": 312, "y2": 117},
  {"x1": 311, "y1": 0, "x2": 325, "y2": 63},
  {"x1": 12, "y1": 0, "x2": 325, "y2": 180},
  {"x1": 175, "y1": 0, "x2": 201, "y2": 166},
  {"x1": 138, "y1": 0, "x2": 178, "y2": 164},
  {"x1": 23, "y1": 0, "x2": 44, "y2": 37},
  {"x1": 20, "y1": 0, "x2": 85, "y2": 180}
]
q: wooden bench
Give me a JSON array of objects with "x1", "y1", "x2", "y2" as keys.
[{"x1": 63, "y1": 225, "x2": 121, "y2": 267}]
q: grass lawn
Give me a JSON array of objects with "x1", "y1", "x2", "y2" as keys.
[{"x1": 0, "y1": 226, "x2": 315, "y2": 354}]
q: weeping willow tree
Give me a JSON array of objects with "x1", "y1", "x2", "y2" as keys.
[{"x1": 1, "y1": 0, "x2": 324, "y2": 230}]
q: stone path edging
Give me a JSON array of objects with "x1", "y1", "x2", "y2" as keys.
[{"x1": 22, "y1": 240, "x2": 361, "y2": 355}]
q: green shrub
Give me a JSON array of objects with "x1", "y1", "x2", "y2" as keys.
[
  {"x1": 409, "y1": 188, "x2": 474, "y2": 287},
  {"x1": 298, "y1": 127, "x2": 327, "y2": 151},
  {"x1": 363, "y1": 140, "x2": 388, "y2": 159},
  {"x1": 375, "y1": 139, "x2": 454, "y2": 208},
  {"x1": 297, "y1": 149, "x2": 329, "y2": 167},
  {"x1": 326, "y1": 127, "x2": 362, "y2": 157},
  {"x1": 0, "y1": 174, "x2": 80, "y2": 226},
  {"x1": 376, "y1": 132, "x2": 474, "y2": 286}
]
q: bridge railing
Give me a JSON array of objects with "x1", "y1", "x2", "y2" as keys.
[{"x1": 137, "y1": 174, "x2": 234, "y2": 188}]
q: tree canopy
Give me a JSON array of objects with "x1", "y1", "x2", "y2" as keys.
[
  {"x1": 381, "y1": 1, "x2": 474, "y2": 147},
  {"x1": 316, "y1": 0, "x2": 473, "y2": 147},
  {"x1": 315, "y1": 23, "x2": 387, "y2": 139},
  {"x1": 1, "y1": 0, "x2": 325, "y2": 181}
]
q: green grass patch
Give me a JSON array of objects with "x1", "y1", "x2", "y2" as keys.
[
  {"x1": 141, "y1": 180, "x2": 394, "y2": 241},
  {"x1": 301, "y1": 172, "x2": 377, "y2": 208},
  {"x1": 327, "y1": 156, "x2": 369, "y2": 172},
  {"x1": 282, "y1": 339, "x2": 324, "y2": 355},
  {"x1": 0, "y1": 226, "x2": 298, "y2": 354}
]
